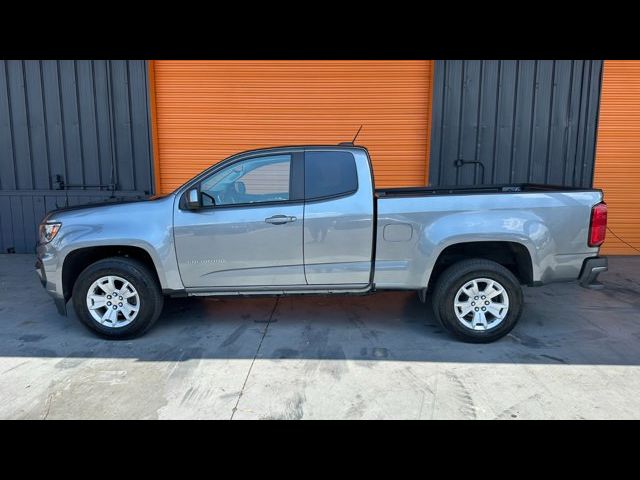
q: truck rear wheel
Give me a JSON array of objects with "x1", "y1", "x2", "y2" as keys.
[
  {"x1": 72, "y1": 257, "x2": 164, "y2": 339},
  {"x1": 431, "y1": 259, "x2": 523, "y2": 343}
]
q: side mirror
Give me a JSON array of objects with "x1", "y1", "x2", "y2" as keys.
[{"x1": 185, "y1": 187, "x2": 202, "y2": 210}]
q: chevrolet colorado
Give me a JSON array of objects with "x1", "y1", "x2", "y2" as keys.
[{"x1": 36, "y1": 145, "x2": 608, "y2": 342}]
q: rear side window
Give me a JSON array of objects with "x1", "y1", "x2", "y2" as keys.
[{"x1": 305, "y1": 151, "x2": 358, "y2": 200}]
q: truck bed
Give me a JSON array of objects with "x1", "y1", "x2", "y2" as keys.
[
  {"x1": 373, "y1": 185, "x2": 603, "y2": 290},
  {"x1": 375, "y1": 183, "x2": 596, "y2": 198}
]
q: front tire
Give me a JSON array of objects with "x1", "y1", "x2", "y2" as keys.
[
  {"x1": 72, "y1": 257, "x2": 164, "y2": 339},
  {"x1": 431, "y1": 259, "x2": 523, "y2": 343}
]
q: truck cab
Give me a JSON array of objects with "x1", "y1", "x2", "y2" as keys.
[{"x1": 174, "y1": 146, "x2": 375, "y2": 291}]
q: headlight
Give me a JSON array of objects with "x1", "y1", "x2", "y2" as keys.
[{"x1": 39, "y1": 222, "x2": 62, "y2": 243}]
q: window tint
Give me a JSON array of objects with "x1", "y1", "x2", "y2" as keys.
[
  {"x1": 200, "y1": 154, "x2": 291, "y2": 206},
  {"x1": 305, "y1": 151, "x2": 358, "y2": 200}
]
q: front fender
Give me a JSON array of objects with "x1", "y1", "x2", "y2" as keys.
[{"x1": 42, "y1": 195, "x2": 183, "y2": 294}]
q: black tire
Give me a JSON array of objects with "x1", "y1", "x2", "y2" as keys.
[
  {"x1": 431, "y1": 259, "x2": 523, "y2": 343},
  {"x1": 72, "y1": 257, "x2": 164, "y2": 339}
]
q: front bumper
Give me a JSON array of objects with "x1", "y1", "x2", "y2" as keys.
[
  {"x1": 578, "y1": 256, "x2": 608, "y2": 288},
  {"x1": 35, "y1": 257, "x2": 46, "y2": 288},
  {"x1": 35, "y1": 249, "x2": 67, "y2": 316}
]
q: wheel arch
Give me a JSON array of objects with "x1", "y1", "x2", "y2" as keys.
[
  {"x1": 426, "y1": 240, "x2": 534, "y2": 293},
  {"x1": 61, "y1": 245, "x2": 162, "y2": 302}
]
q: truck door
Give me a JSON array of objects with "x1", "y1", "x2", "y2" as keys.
[
  {"x1": 303, "y1": 149, "x2": 375, "y2": 285},
  {"x1": 174, "y1": 152, "x2": 306, "y2": 288}
]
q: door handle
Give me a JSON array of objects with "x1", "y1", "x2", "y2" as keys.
[{"x1": 265, "y1": 215, "x2": 297, "y2": 225}]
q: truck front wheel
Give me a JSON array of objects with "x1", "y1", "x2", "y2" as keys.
[
  {"x1": 72, "y1": 257, "x2": 164, "y2": 339},
  {"x1": 431, "y1": 259, "x2": 523, "y2": 343}
]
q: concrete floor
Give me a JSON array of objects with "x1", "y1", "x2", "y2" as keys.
[{"x1": 1, "y1": 254, "x2": 640, "y2": 419}]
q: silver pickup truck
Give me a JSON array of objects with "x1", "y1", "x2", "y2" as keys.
[{"x1": 36, "y1": 144, "x2": 608, "y2": 343}]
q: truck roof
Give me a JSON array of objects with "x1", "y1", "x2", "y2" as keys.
[{"x1": 226, "y1": 144, "x2": 369, "y2": 158}]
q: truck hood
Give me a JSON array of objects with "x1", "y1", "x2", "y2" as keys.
[
  {"x1": 47, "y1": 195, "x2": 165, "y2": 215},
  {"x1": 43, "y1": 194, "x2": 173, "y2": 224}
]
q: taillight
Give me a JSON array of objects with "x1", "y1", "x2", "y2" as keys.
[{"x1": 589, "y1": 202, "x2": 607, "y2": 247}]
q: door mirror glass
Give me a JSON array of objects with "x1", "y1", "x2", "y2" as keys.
[{"x1": 185, "y1": 187, "x2": 202, "y2": 210}]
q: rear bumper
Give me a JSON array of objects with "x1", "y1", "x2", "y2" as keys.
[{"x1": 578, "y1": 256, "x2": 608, "y2": 288}]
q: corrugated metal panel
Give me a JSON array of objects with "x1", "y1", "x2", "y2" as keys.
[
  {"x1": 151, "y1": 61, "x2": 433, "y2": 193},
  {"x1": 594, "y1": 61, "x2": 640, "y2": 255},
  {"x1": 0, "y1": 60, "x2": 153, "y2": 253},
  {"x1": 429, "y1": 60, "x2": 603, "y2": 188}
]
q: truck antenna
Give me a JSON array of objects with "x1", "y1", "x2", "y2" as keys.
[{"x1": 352, "y1": 125, "x2": 363, "y2": 144}]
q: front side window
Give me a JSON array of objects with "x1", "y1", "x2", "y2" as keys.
[
  {"x1": 305, "y1": 151, "x2": 358, "y2": 200},
  {"x1": 200, "y1": 154, "x2": 291, "y2": 206}
]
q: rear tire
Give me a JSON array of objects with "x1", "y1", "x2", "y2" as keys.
[
  {"x1": 431, "y1": 259, "x2": 523, "y2": 343},
  {"x1": 72, "y1": 257, "x2": 164, "y2": 339}
]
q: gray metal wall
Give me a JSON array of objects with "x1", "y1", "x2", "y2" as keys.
[
  {"x1": 429, "y1": 60, "x2": 603, "y2": 188},
  {"x1": 0, "y1": 60, "x2": 154, "y2": 253}
]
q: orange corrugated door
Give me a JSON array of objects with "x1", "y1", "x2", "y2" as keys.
[
  {"x1": 594, "y1": 61, "x2": 640, "y2": 255},
  {"x1": 150, "y1": 61, "x2": 433, "y2": 194}
]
